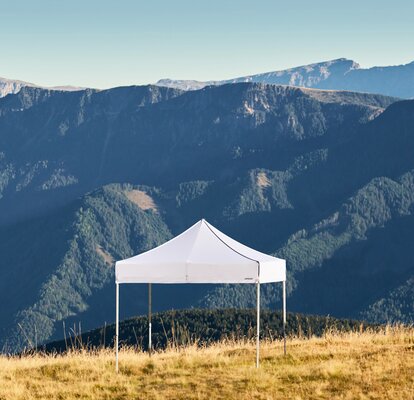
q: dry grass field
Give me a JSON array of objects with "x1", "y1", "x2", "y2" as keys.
[{"x1": 0, "y1": 326, "x2": 413, "y2": 400}]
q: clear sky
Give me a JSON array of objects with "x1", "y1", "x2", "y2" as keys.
[{"x1": 1, "y1": 0, "x2": 413, "y2": 89}]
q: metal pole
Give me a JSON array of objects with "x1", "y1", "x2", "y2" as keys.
[
  {"x1": 148, "y1": 283, "x2": 152, "y2": 356},
  {"x1": 115, "y1": 282, "x2": 119, "y2": 373},
  {"x1": 256, "y1": 280, "x2": 260, "y2": 368},
  {"x1": 283, "y1": 280, "x2": 286, "y2": 355}
]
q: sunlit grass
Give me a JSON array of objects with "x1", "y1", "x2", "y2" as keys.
[{"x1": 0, "y1": 326, "x2": 413, "y2": 399}]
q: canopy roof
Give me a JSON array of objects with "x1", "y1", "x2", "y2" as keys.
[{"x1": 115, "y1": 219, "x2": 286, "y2": 284}]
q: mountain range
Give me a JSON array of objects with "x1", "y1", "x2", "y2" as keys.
[
  {"x1": 156, "y1": 58, "x2": 414, "y2": 98},
  {"x1": 2, "y1": 58, "x2": 414, "y2": 100},
  {"x1": 0, "y1": 79, "x2": 413, "y2": 352}
]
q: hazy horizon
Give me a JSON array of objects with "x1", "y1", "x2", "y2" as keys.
[{"x1": 1, "y1": 0, "x2": 413, "y2": 89}]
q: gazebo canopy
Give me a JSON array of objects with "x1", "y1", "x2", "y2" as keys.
[
  {"x1": 115, "y1": 219, "x2": 286, "y2": 284},
  {"x1": 114, "y1": 218, "x2": 287, "y2": 371}
]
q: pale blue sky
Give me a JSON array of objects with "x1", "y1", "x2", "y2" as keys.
[{"x1": 1, "y1": 0, "x2": 413, "y2": 88}]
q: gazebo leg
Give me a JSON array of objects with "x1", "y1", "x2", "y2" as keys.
[
  {"x1": 283, "y1": 280, "x2": 286, "y2": 355},
  {"x1": 256, "y1": 281, "x2": 260, "y2": 368},
  {"x1": 148, "y1": 283, "x2": 152, "y2": 356},
  {"x1": 115, "y1": 282, "x2": 119, "y2": 373}
]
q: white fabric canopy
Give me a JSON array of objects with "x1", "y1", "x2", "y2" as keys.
[
  {"x1": 115, "y1": 219, "x2": 286, "y2": 284},
  {"x1": 114, "y1": 219, "x2": 287, "y2": 371}
]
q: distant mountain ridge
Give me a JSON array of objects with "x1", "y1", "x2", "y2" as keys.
[
  {"x1": 156, "y1": 58, "x2": 414, "y2": 98},
  {"x1": 0, "y1": 76, "x2": 86, "y2": 98},
  {"x1": 4, "y1": 57, "x2": 414, "y2": 100}
]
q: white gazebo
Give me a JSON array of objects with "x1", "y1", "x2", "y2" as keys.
[{"x1": 115, "y1": 219, "x2": 286, "y2": 371}]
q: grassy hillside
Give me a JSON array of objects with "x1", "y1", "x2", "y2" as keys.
[{"x1": 0, "y1": 326, "x2": 412, "y2": 400}]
